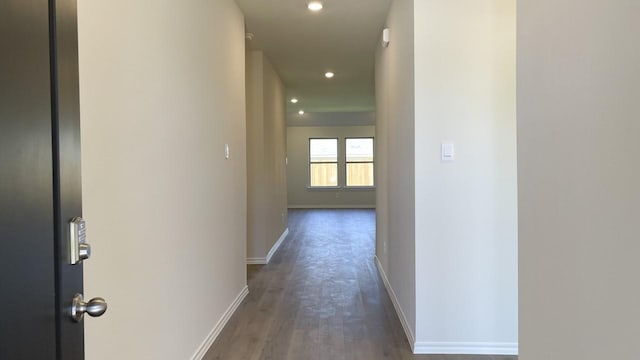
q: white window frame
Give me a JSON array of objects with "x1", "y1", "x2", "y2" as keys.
[
  {"x1": 308, "y1": 137, "x2": 340, "y2": 189},
  {"x1": 345, "y1": 137, "x2": 375, "y2": 188}
]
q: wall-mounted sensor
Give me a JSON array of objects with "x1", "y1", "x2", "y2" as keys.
[{"x1": 382, "y1": 28, "x2": 390, "y2": 48}]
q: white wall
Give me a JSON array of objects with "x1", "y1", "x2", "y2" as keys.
[
  {"x1": 246, "y1": 50, "x2": 288, "y2": 261},
  {"x1": 287, "y1": 125, "x2": 376, "y2": 208},
  {"x1": 518, "y1": 1, "x2": 640, "y2": 359},
  {"x1": 413, "y1": 0, "x2": 518, "y2": 354},
  {"x1": 78, "y1": 1, "x2": 247, "y2": 359},
  {"x1": 374, "y1": 0, "x2": 416, "y2": 341}
]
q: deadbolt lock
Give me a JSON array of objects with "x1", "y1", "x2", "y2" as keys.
[{"x1": 69, "y1": 217, "x2": 91, "y2": 264}]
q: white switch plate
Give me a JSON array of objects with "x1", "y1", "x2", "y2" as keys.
[
  {"x1": 441, "y1": 143, "x2": 455, "y2": 161},
  {"x1": 224, "y1": 144, "x2": 230, "y2": 159}
]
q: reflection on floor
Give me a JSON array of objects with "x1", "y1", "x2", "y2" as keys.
[{"x1": 205, "y1": 209, "x2": 517, "y2": 360}]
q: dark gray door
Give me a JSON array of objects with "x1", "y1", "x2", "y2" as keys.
[{"x1": 1, "y1": 0, "x2": 88, "y2": 359}]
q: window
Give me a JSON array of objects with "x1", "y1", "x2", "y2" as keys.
[
  {"x1": 309, "y1": 138, "x2": 338, "y2": 187},
  {"x1": 346, "y1": 138, "x2": 374, "y2": 187}
]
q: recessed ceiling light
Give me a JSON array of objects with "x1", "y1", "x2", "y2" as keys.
[
  {"x1": 298, "y1": 110, "x2": 305, "y2": 115},
  {"x1": 307, "y1": 1, "x2": 323, "y2": 11},
  {"x1": 324, "y1": 71, "x2": 335, "y2": 79},
  {"x1": 291, "y1": 98, "x2": 299, "y2": 103}
]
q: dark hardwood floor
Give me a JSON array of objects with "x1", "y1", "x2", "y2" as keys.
[{"x1": 204, "y1": 209, "x2": 517, "y2": 360}]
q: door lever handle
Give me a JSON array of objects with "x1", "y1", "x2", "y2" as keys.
[{"x1": 71, "y1": 293, "x2": 107, "y2": 322}]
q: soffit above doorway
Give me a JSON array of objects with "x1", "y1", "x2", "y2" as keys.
[{"x1": 235, "y1": 0, "x2": 391, "y2": 119}]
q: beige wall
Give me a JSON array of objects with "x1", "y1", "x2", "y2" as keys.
[
  {"x1": 518, "y1": 1, "x2": 640, "y2": 359},
  {"x1": 374, "y1": 0, "x2": 416, "y2": 340},
  {"x1": 375, "y1": 0, "x2": 517, "y2": 354},
  {"x1": 78, "y1": 1, "x2": 247, "y2": 359},
  {"x1": 413, "y1": 0, "x2": 518, "y2": 353},
  {"x1": 287, "y1": 126, "x2": 376, "y2": 208},
  {"x1": 246, "y1": 50, "x2": 288, "y2": 261}
]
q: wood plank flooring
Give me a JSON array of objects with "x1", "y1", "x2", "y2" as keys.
[{"x1": 204, "y1": 209, "x2": 517, "y2": 360}]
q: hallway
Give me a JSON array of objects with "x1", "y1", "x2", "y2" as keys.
[{"x1": 205, "y1": 209, "x2": 517, "y2": 360}]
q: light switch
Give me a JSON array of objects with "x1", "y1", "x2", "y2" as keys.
[
  {"x1": 441, "y1": 143, "x2": 455, "y2": 161},
  {"x1": 224, "y1": 144, "x2": 230, "y2": 159}
]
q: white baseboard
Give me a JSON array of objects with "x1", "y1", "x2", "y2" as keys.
[
  {"x1": 191, "y1": 285, "x2": 249, "y2": 360},
  {"x1": 246, "y1": 228, "x2": 289, "y2": 265},
  {"x1": 374, "y1": 257, "x2": 518, "y2": 356},
  {"x1": 266, "y1": 228, "x2": 288, "y2": 263},
  {"x1": 288, "y1": 205, "x2": 375, "y2": 209},
  {"x1": 413, "y1": 342, "x2": 518, "y2": 355},
  {"x1": 374, "y1": 256, "x2": 416, "y2": 351},
  {"x1": 246, "y1": 257, "x2": 267, "y2": 265}
]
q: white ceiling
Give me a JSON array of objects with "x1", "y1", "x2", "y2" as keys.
[{"x1": 235, "y1": 0, "x2": 391, "y2": 117}]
